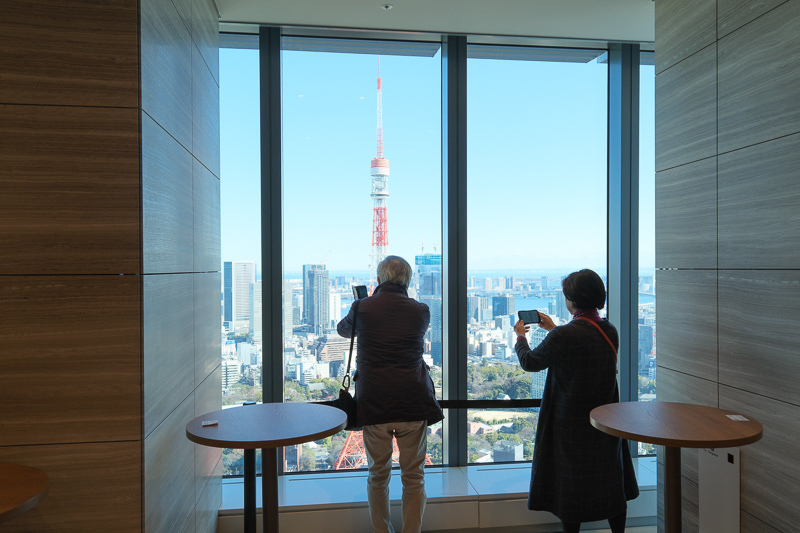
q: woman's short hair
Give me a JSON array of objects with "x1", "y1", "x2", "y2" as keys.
[
  {"x1": 377, "y1": 255, "x2": 413, "y2": 288},
  {"x1": 562, "y1": 269, "x2": 607, "y2": 310}
]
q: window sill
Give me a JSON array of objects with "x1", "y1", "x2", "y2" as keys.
[{"x1": 218, "y1": 458, "x2": 656, "y2": 532}]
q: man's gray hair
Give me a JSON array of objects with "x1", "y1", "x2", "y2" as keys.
[{"x1": 377, "y1": 255, "x2": 413, "y2": 288}]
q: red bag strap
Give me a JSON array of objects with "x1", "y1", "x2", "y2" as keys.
[{"x1": 575, "y1": 317, "x2": 617, "y2": 361}]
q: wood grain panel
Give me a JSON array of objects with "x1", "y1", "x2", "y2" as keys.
[
  {"x1": 0, "y1": 441, "x2": 140, "y2": 532},
  {"x1": 718, "y1": 0, "x2": 800, "y2": 153},
  {"x1": 144, "y1": 273, "x2": 195, "y2": 437},
  {"x1": 143, "y1": 113, "x2": 194, "y2": 275},
  {"x1": 655, "y1": 44, "x2": 717, "y2": 171},
  {"x1": 195, "y1": 368, "x2": 223, "y2": 502},
  {"x1": 193, "y1": 0, "x2": 220, "y2": 84},
  {"x1": 193, "y1": 46, "x2": 221, "y2": 177},
  {"x1": 141, "y1": 0, "x2": 193, "y2": 150},
  {"x1": 720, "y1": 385, "x2": 800, "y2": 532},
  {"x1": 719, "y1": 270, "x2": 800, "y2": 405},
  {"x1": 145, "y1": 395, "x2": 196, "y2": 533},
  {"x1": 195, "y1": 273, "x2": 222, "y2": 386},
  {"x1": 193, "y1": 160, "x2": 221, "y2": 273},
  {"x1": 718, "y1": 0, "x2": 789, "y2": 38},
  {"x1": 0, "y1": 105, "x2": 140, "y2": 275},
  {"x1": 655, "y1": 157, "x2": 717, "y2": 269},
  {"x1": 0, "y1": 0, "x2": 138, "y2": 107},
  {"x1": 655, "y1": 269, "x2": 718, "y2": 381},
  {"x1": 0, "y1": 276, "x2": 140, "y2": 446},
  {"x1": 742, "y1": 510, "x2": 782, "y2": 533},
  {"x1": 196, "y1": 467, "x2": 222, "y2": 533},
  {"x1": 654, "y1": 0, "x2": 715, "y2": 74},
  {"x1": 719, "y1": 133, "x2": 800, "y2": 269},
  {"x1": 656, "y1": 367, "x2": 719, "y2": 484},
  {"x1": 173, "y1": 0, "x2": 192, "y2": 33}
]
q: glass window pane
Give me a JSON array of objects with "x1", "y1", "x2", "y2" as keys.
[
  {"x1": 220, "y1": 46, "x2": 262, "y2": 475},
  {"x1": 638, "y1": 58, "x2": 656, "y2": 455},
  {"x1": 281, "y1": 38, "x2": 442, "y2": 472},
  {"x1": 466, "y1": 45, "x2": 608, "y2": 464}
]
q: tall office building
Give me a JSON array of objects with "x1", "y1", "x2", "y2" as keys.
[
  {"x1": 303, "y1": 264, "x2": 330, "y2": 335},
  {"x1": 228, "y1": 261, "x2": 256, "y2": 335},
  {"x1": 249, "y1": 280, "x2": 262, "y2": 342},
  {"x1": 492, "y1": 296, "x2": 516, "y2": 317},
  {"x1": 329, "y1": 292, "x2": 341, "y2": 328},
  {"x1": 282, "y1": 280, "x2": 294, "y2": 345},
  {"x1": 223, "y1": 261, "x2": 233, "y2": 330},
  {"x1": 554, "y1": 287, "x2": 571, "y2": 323},
  {"x1": 416, "y1": 254, "x2": 442, "y2": 366}
]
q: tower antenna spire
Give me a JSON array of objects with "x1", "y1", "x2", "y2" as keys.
[{"x1": 370, "y1": 56, "x2": 390, "y2": 281}]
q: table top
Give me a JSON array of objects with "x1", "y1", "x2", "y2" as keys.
[
  {"x1": 186, "y1": 402, "x2": 347, "y2": 449},
  {"x1": 590, "y1": 401, "x2": 763, "y2": 448},
  {"x1": 0, "y1": 463, "x2": 49, "y2": 524}
]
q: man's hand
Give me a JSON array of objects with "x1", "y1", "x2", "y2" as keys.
[{"x1": 513, "y1": 319, "x2": 529, "y2": 337}]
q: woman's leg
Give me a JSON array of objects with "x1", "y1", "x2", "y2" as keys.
[
  {"x1": 608, "y1": 510, "x2": 627, "y2": 533},
  {"x1": 560, "y1": 520, "x2": 581, "y2": 533}
]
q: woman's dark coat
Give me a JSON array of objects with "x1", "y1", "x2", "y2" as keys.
[
  {"x1": 515, "y1": 318, "x2": 639, "y2": 523},
  {"x1": 337, "y1": 282, "x2": 443, "y2": 428}
]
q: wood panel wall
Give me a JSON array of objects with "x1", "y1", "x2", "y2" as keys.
[
  {"x1": 141, "y1": 0, "x2": 221, "y2": 531},
  {"x1": 655, "y1": 0, "x2": 800, "y2": 531},
  {"x1": 0, "y1": 0, "x2": 220, "y2": 531}
]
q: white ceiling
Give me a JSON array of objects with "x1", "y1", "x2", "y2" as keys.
[{"x1": 216, "y1": 0, "x2": 655, "y2": 45}]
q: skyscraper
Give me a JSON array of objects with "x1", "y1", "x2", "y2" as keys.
[
  {"x1": 492, "y1": 295, "x2": 516, "y2": 317},
  {"x1": 303, "y1": 264, "x2": 330, "y2": 335},
  {"x1": 223, "y1": 261, "x2": 233, "y2": 330},
  {"x1": 229, "y1": 261, "x2": 256, "y2": 335},
  {"x1": 282, "y1": 280, "x2": 294, "y2": 345},
  {"x1": 416, "y1": 254, "x2": 442, "y2": 366},
  {"x1": 249, "y1": 280, "x2": 262, "y2": 342}
]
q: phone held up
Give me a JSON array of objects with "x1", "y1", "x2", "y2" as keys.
[
  {"x1": 352, "y1": 285, "x2": 369, "y2": 300},
  {"x1": 518, "y1": 309, "x2": 540, "y2": 325}
]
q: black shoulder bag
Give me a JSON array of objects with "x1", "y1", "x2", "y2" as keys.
[{"x1": 324, "y1": 300, "x2": 361, "y2": 431}]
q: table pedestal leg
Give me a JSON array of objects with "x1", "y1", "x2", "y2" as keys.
[
  {"x1": 664, "y1": 446, "x2": 681, "y2": 533},
  {"x1": 262, "y1": 447, "x2": 279, "y2": 533},
  {"x1": 244, "y1": 449, "x2": 256, "y2": 533}
]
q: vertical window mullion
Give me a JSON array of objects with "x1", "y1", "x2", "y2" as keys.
[
  {"x1": 442, "y1": 35, "x2": 469, "y2": 467},
  {"x1": 260, "y1": 26, "x2": 284, "y2": 405},
  {"x1": 607, "y1": 43, "x2": 640, "y2": 409}
]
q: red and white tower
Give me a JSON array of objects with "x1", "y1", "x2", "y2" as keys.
[{"x1": 370, "y1": 59, "x2": 390, "y2": 280}]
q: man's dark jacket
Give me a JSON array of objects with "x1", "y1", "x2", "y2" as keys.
[{"x1": 337, "y1": 282, "x2": 443, "y2": 428}]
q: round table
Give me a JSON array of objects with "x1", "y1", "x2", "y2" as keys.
[
  {"x1": 186, "y1": 402, "x2": 347, "y2": 533},
  {"x1": 0, "y1": 463, "x2": 49, "y2": 524},
  {"x1": 590, "y1": 401, "x2": 762, "y2": 533}
]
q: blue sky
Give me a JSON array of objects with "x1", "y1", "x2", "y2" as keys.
[{"x1": 220, "y1": 45, "x2": 655, "y2": 277}]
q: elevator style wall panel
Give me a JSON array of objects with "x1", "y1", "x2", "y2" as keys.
[
  {"x1": 145, "y1": 396, "x2": 196, "y2": 533},
  {"x1": 741, "y1": 511, "x2": 782, "y2": 533},
  {"x1": 655, "y1": 157, "x2": 717, "y2": 269},
  {"x1": 144, "y1": 273, "x2": 195, "y2": 437},
  {"x1": 141, "y1": 0, "x2": 193, "y2": 149},
  {"x1": 655, "y1": 44, "x2": 717, "y2": 171},
  {"x1": 143, "y1": 113, "x2": 195, "y2": 274},
  {"x1": 719, "y1": 270, "x2": 800, "y2": 406},
  {"x1": 0, "y1": 441, "x2": 141, "y2": 532},
  {"x1": 195, "y1": 273, "x2": 222, "y2": 386},
  {"x1": 655, "y1": 269, "x2": 718, "y2": 380},
  {"x1": 0, "y1": 105, "x2": 140, "y2": 275},
  {"x1": 0, "y1": 276, "x2": 141, "y2": 446},
  {"x1": 193, "y1": 46, "x2": 222, "y2": 177},
  {"x1": 197, "y1": 470, "x2": 223, "y2": 533},
  {"x1": 719, "y1": 133, "x2": 800, "y2": 269},
  {"x1": 0, "y1": 0, "x2": 138, "y2": 108},
  {"x1": 194, "y1": 160, "x2": 222, "y2": 273},
  {"x1": 718, "y1": 0, "x2": 800, "y2": 153},
  {"x1": 718, "y1": 0, "x2": 789, "y2": 38},
  {"x1": 654, "y1": 0, "x2": 715, "y2": 74},
  {"x1": 720, "y1": 385, "x2": 800, "y2": 533}
]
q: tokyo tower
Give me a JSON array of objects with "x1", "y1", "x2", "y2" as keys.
[{"x1": 370, "y1": 58, "x2": 389, "y2": 280}]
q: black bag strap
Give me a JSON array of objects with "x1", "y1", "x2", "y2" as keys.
[{"x1": 341, "y1": 300, "x2": 360, "y2": 393}]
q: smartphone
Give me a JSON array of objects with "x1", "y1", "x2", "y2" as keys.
[
  {"x1": 518, "y1": 309, "x2": 540, "y2": 324},
  {"x1": 352, "y1": 285, "x2": 368, "y2": 300}
]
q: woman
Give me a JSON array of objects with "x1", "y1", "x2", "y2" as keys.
[{"x1": 513, "y1": 269, "x2": 638, "y2": 533}]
